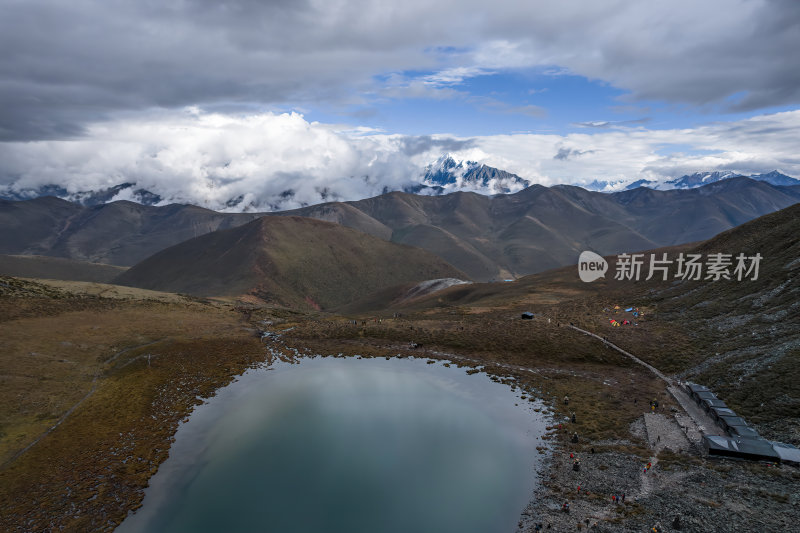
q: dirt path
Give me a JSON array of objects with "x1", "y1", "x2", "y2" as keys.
[
  {"x1": 566, "y1": 324, "x2": 723, "y2": 446},
  {"x1": 0, "y1": 339, "x2": 164, "y2": 470},
  {"x1": 0, "y1": 374, "x2": 99, "y2": 470},
  {"x1": 566, "y1": 324, "x2": 671, "y2": 383}
]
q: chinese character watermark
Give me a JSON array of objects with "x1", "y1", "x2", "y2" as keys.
[{"x1": 578, "y1": 251, "x2": 761, "y2": 282}]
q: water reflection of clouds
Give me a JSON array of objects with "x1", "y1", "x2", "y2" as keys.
[{"x1": 118, "y1": 355, "x2": 548, "y2": 533}]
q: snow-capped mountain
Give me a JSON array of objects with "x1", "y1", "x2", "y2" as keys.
[
  {"x1": 749, "y1": 170, "x2": 800, "y2": 186},
  {"x1": 624, "y1": 179, "x2": 658, "y2": 190},
  {"x1": 665, "y1": 171, "x2": 743, "y2": 189},
  {"x1": 585, "y1": 170, "x2": 800, "y2": 192},
  {"x1": 421, "y1": 154, "x2": 530, "y2": 194},
  {"x1": 0, "y1": 155, "x2": 531, "y2": 210}
]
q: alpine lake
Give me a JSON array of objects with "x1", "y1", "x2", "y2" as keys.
[{"x1": 117, "y1": 355, "x2": 549, "y2": 533}]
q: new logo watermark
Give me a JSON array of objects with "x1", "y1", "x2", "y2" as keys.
[
  {"x1": 578, "y1": 251, "x2": 608, "y2": 283},
  {"x1": 578, "y1": 251, "x2": 762, "y2": 282}
]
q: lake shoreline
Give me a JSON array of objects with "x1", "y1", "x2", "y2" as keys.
[{"x1": 119, "y1": 349, "x2": 548, "y2": 532}]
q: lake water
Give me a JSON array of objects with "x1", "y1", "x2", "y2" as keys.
[{"x1": 117, "y1": 356, "x2": 547, "y2": 533}]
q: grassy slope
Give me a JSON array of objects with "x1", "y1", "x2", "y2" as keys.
[
  {"x1": 0, "y1": 254, "x2": 128, "y2": 283},
  {"x1": 644, "y1": 203, "x2": 800, "y2": 438},
  {"x1": 0, "y1": 277, "x2": 268, "y2": 531}
]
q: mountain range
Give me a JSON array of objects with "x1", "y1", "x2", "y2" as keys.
[
  {"x1": 2, "y1": 177, "x2": 799, "y2": 282},
  {"x1": 280, "y1": 177, "x2": 800, "y2": 279},
  {"x1": 588, "y1": 170, "x2": 800, "y2": 192},
  {"x1": 2, "y1": 151, "x2": 797, "y2": 208}
]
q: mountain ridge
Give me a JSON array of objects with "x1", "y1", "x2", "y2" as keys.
[{"x1": 3, "y1": 177, "x2": 799, "y2": 281}]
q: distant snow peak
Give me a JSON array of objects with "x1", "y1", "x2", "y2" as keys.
[
  {"x1": 581, "y1": 178, "x2": 629, "y2": 192},
  {"x1": 583, "y1": 169, "x2": 800, "y2": 193},
  {"x1": 748, "y1": 170, "x2": 800, "y2": 186},
  {"x1": 422, "y1": 154, "x2": 530, "y2": 194},
  {"x1": 667, "y1": 170, "x2": 742, "y2": 189}
]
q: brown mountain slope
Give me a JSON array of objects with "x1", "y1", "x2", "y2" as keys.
[
  {"x1": 0, "y1": 255, "x2": 127, "y2": 283},
  {"x1": 0, "y1": 197, "x2": 83, "y2": 254},
  {"x1": 0, "y1": 199, "x2": 264, "y2": 266},
  {"x1": 114, "y1": 216, "x2": 467, "y2": 310},
  {"x1": 285, "y1": 178, "x2": 800, "y2": 280}
]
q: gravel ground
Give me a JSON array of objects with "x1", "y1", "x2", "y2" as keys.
[
  {"x1": 519, "y1": 410, "x2": 799, "y2": 532},
  {"x1": 519, "y1": 326, "x2": 797, "y2": 531}
]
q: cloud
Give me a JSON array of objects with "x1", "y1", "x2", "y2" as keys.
[
  {"x1": 0, "y1": 110, "x2": 467, "y2": 210},
  {"x1": 399, "y1": 136, "x2": 476, "y2": 156},
  {"x1": 2, "y1": 109, "x2": 799, "y2": 210},
  {"x1": 573, "y1": 118, "x2": 651, "y2": 129},
  {"x1": 1, "y1": 1, "x2": 798, "y2": 140},
  {"x1": 475, "y1": 110, "x2": 800, "y2": 185},
  {"x1": 421, "y1": 66, "x2": 493, "y2": 86},
  {"x1": 553, "y1": 147, "x2": 595, "y2": 160}
]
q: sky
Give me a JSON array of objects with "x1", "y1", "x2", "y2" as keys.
[{"x1": 1, "y1": 0, "x2": 799, "y2": 210}]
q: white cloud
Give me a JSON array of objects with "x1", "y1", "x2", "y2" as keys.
[
  {"x1": 471, "y1": 110, "x2": 800, "y2": 185},
  {"x1": 0, "y1": 110, "x2": 431, "y2": 210},
  {"x1": 2, "y1": 109, "x2": 799, "y2": 210}
]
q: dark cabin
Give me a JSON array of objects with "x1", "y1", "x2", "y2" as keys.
[
  {"x1": 709, "y1": 407, "x2": 737, "y2": 422},
  {"x1": 718, "y1": 415, "x2": 749, "y2": 434},
  {"x1": 704, "y1": 436, "x2": 781, "y2": 462},
  {"x1": 701, "y1": 398, "x2": 728, "y2": 413},
  {"x1": 685, "y1": 383, "x2": 710, "y2": 400},
  {"x1": 771, "y1": 442, "x2": 800, "y2": 466},
  {"x1": 693, "y1": 391, "x2": 718, "y2": 404},
  {"x1": 728, "y1": 426, "x2": 761, "y2": 440}
]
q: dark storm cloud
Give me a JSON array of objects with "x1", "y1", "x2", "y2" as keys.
[
  {"x1": 0, "y1": 0, "x2": 391, "y2": 140},
  {"x1": 1, "y1": 1, "x2": 799, "y2": 141}
]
